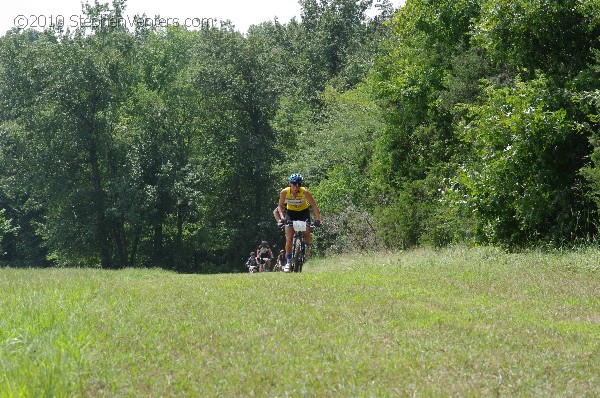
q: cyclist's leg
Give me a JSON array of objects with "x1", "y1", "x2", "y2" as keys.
[
  {"x1": 284, "y1": 212, "x2": 295, "y2": 266},
  {"x1": 285, "y1": 226, "x2": 294, "y2": 257},
  {"x1": 303, "y1": 212, "x2": 312, "y2": 259},
  {"x1": 304, "y1": 228, "x2": 312, "y2": 258}
]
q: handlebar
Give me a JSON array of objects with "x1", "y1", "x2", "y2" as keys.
[{"x1": 279, "y1": 219, "x2": 321, "y2": 230}]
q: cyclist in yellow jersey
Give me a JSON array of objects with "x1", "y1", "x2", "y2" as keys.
[{"x1": 277, "y1": 173, "x2": 322, "y2": 267}]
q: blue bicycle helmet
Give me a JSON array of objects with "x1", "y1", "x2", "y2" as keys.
[{"x1": 289, "y1": 173, "x2": 303, "y2": 185}]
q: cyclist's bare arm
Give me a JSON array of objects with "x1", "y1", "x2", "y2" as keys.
[
  {"x1": 278, "y1": 189, "x2": 287, "y2": 220},
  {"x1": 304, "y1": 189, "x2": 322, "y2": 223}
]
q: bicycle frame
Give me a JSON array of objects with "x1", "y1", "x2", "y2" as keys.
[
  {"x1": 257, "y1": 256, "x2": 271, "y2": 272},
  {"x1": 286, "y1": 220, "x2": 313, "y2": 273}
]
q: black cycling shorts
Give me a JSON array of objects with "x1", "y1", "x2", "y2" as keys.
[{"x1": 285, "y1": 208, "x2": 311, "y2": 223}]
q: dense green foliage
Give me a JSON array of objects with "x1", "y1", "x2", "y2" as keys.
[{"x1": 1, "y1": 0, "x2": 600, "y2": 269}]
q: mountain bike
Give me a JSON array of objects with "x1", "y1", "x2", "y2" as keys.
[
  {"x1": 284, "y1": 220, "x2": 317, "y2": 273},
  {"x1": 273, "y1": 259, "x2": 284, "y2": 272},
  {"x1": 257, "y1": 256, "x2": 272, "y2": 272}
]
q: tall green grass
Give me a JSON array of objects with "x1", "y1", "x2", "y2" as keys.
[{"x1": 1, "y1": 247, "x2": 598, "y2": 397}]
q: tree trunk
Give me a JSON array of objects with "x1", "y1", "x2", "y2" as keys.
[
  {"x1": 113, "y1": 214, "x2": 128, "y2": 268},
  {"x1": 129, "y1": 228, "x2": 141, "y2": 267},
  {"x1": 154, "y1": 222, "x2": 163, "y2": 265},
  {"x1": 88, "y1": 138, "x2": 111, "y2": 268}
]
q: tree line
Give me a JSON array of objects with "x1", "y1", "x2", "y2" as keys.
[{"x1": 1, "y1": 0, "x2": 599, "y2": 270}]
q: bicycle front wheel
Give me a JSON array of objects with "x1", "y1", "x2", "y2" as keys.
[{"x1": 292, "y1": 235, "x2": 303, "y2": 273}]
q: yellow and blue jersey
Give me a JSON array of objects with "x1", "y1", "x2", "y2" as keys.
[{"x1": 284, "y1": 187, "x2": 309, "y2": 211}]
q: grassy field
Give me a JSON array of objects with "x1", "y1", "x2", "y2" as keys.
[{"x1": 1, "y1": 246, "x2": 599, "y2": 397}]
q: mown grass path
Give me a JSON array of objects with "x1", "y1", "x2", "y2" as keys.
[{"x1": 1, "y1": 247, "x2": 598, "y2": 397}]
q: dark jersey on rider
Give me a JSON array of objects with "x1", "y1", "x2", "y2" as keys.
[{"x1": 257, "y1": 243, "x2": 271, "y2": 258}]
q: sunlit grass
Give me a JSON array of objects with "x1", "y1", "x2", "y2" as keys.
[{"x1": 1, "y1": 246, "x2": 598, "y2": 396}]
